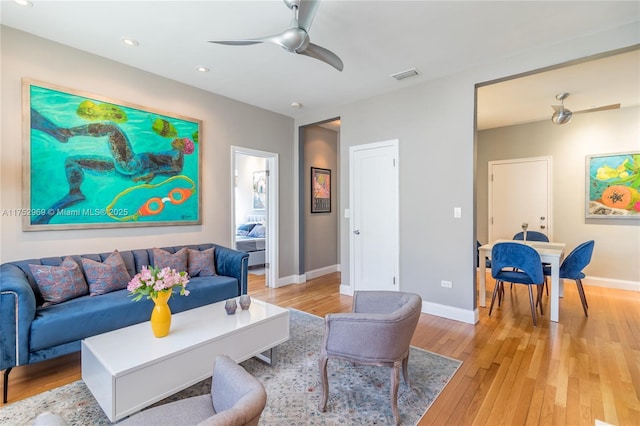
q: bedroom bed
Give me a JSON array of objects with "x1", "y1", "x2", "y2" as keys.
[{"x1": 235, "y1": 218, "x2": 266, "y2": 268}]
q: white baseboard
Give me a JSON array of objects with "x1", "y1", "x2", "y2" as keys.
[
  {"x1": 422, "y1": 301, "x2": 478, "y2": 324},
  {"x1": 339, "y1": 284, "x2": 353, "y2": 296},
  {"x1": 275, "y1": 274, "x2": 306, "y2": 287},
  {"x1": 305, "y1": 264, "x2": 340, "y2": 280},
  {"x1": 275, "y1": 264, "x2": 340, "y2": 288},
  {"x1": 583, "y1": 276, "x2": 639, "y2": 292}
]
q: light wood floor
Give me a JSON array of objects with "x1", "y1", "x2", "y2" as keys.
[{"x1": 2, "y1": 272, "x2": 639, "y2": 425}]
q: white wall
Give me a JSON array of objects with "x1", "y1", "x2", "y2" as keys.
[
  {"x1": 0, "y1": 27, "x2": 297, "y2": 276},
  {"x1": 235, "y1": 154, "x2": 267, "y2": 225},
  {"x1": 294, "y1": 22, "x2": 639, "y2": 323},
  {"x1": 478, "y1": 107, "x2": 640, "y2": 284}
]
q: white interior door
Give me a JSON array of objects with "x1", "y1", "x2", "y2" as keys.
[
  {"x1": 350, "y1": 140, "x2": 399, "y2": 292},
  {"x1": 488, "y1": 157, "x2": 552, "y2": 241}
]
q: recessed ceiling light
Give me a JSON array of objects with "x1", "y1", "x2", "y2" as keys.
[
  {"x1": 121, "y1": 37, "x2": 139, "y2": 47},
  {"x1": 14, "y1": 0, "x2": 33, "y2": 6},
  {"x1": 196, "y1": 66, "x2": 210, "y2": 73},
  {"x1": 290, "y1": 102, "x2": 303, "y2": 109}
]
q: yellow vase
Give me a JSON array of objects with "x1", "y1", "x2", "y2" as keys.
[{"x1": 150, "y1": 290, "x2": 172, "y2": 338}]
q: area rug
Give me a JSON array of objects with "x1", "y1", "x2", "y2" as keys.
[{"x1": 0, "y1": 310, "x2": 461, "y2": 425}]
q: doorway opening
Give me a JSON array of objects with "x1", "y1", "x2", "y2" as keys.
[
  {"x1": 298, "y1": 118, "x2": 341, "y2": 282},
  {"x1": 231, "y1": 147, "x2": 279, "y2": 288}
]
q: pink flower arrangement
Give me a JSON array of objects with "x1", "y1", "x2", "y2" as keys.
[{"x1": 127, "y1": 265, "x2": 190, "y2": 301}]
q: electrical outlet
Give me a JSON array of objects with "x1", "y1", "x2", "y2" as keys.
[{"x1": 441, "y1": 280, "x2": 453, "y2": 288}]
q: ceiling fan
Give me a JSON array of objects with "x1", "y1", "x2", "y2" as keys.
[
  {"x1": 209, "y1": 0, "x2": 344, "y2": 72},
  {"x1": 551, "y1": 92, "x2": 620, "y2": 125}
]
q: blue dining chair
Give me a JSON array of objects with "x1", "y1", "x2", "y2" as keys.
[
  {"x1": 513, "y1": 231, "x2": 549, "y2": 242},
  {"x1": 490, "y1": 242, "x2": 545, "y2": 326},
  {"x1": 512, "y1": 231, "x2": 550, "y2": 294},
  {"x1": 544, "y1": 240, "x2": 594, "y2": 317}
]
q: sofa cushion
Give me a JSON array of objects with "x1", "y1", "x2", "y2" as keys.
[
  {"x1": 188, "y1": 248, "x2": 216, "y2": 277},
  {"x1": 29, "y1": 257, "x2": 89, "y2": 307},
  {"x1": 29, "y1": 274, "x2": 240, "y2": 352},
  {"x1": 153, "y1": 247, "x2": 188, "y2": 271},
  {"x1": 82, "y1": 251, "x2": 131, "y2": 296}
]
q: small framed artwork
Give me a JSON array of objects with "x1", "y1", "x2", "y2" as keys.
[
  {"x1": 23, "y1": 79, "x2": 202, "y2": 230},
  {"x1": 253, "y1": 171, "x2": 266, "y2": 210},
  {"x1": 586, "y1": 151, "x2": 640, "y2": 219},
  {"x1": 311, "y1": 167, "x2": 331, "y2": 213}
]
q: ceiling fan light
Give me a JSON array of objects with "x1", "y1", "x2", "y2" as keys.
[{"x1": 551, "y1": 110, "x2": 572, "y2": 125}]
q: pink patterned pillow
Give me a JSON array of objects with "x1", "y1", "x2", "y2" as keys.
[
  {"x1": 82, "y1": 251, "x2": 131, "y2": 296},
  {"x1": 188, "y1": 248, "x2": 216, "y2": 277},
  {"x1": 29, "y1": 257, "x2": 88, "y2": 307},
  {"x1": 153, "y1": 247, "x2": 188, "y2": 272}
]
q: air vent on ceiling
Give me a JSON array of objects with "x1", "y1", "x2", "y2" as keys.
[{"x1": 390, "y1": 68, "x2": 421, "y2": 81}]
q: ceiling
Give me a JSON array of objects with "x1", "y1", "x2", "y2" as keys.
[{"x1": 1, "y1": 1, "x2": 639, "y2": 129}]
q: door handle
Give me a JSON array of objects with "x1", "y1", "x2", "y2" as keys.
[{"x1": 354, "y1": 230, "x2": 360, "y2": 235}]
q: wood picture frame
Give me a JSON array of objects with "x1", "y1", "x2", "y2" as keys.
[{"x1": 22, "y1": 79, "x2": 202, "y2": 230}]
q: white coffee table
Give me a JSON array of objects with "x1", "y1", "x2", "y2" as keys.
[{"x1": 81, "y1": 298, "x2": 289, "y2": 422}]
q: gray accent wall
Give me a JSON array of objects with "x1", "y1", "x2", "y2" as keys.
[
  {"x1": 0, "y1": 27, "x2": 296, "y2": 277},
  {"x1": 477, "y1": 106, "x2": 640, "y2": 282},
  {"x1": 303, "y1": 126, "x2": 339, "y2": 273}
]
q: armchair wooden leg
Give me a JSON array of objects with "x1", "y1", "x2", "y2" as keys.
[
  {"x1": 390, "y1": 363, "x2": 401, "y2": 425},
  {"x1": 401, "y1": 354, "x2": 410, "y2": 387},
  {"x1": 318, "y1": 353, "x2": 329, "y2": 412}
]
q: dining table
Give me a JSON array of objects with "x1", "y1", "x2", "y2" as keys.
[{"x1": 478, "y1": 239, "x2": 566, "y2": 322}]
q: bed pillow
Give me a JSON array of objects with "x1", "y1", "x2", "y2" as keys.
[
  {"x1": 153, "y1": 247, "x2": 188, "y2": 272},
  {"x1": 81, "y1": 251, "x2": 131, "y2": 296},
  {"x1": 29, "y1": 257, "x2": 89, "y2": 307},
  {"x1": 236, "y1": 223, "x2": 257, "y2": 237},
  {"x1": 188, "y1": 248, "x2": 216, "y2": 277},
  {"x1": 247, "y1": 224, "x2": 266, "y2": 238}
]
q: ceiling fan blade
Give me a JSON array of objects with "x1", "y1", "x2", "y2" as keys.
[
  {"x1": 297, "y1": 0, "x2": 320, "y2": 32},
  {"x1": 551, "y1": 105, "x2": 563, "y2": 112},
  {"x1": 574, "y1": 103, "x2": 621, "y2": 114},
  {"x1": 299, "y1": 43, "x2": 343, "y2": 71},
  {"x1": 209, "y1": 40, "x2": 265, "y2": 46},
  {"x1": 210, "y1": 32, "x2": 292, "y2": 49}
]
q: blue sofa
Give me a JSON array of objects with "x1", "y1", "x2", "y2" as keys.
[{"x1": 0, "y1": 243, "x2": 249, "y2": 403}]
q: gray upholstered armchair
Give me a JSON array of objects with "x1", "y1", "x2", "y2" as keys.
[
  {"x1": 119, "y1": 355, "x2": 266, "y2": 426},
  {"x1": 318, "y1": 291, "x2": 422, "y2": 425}
]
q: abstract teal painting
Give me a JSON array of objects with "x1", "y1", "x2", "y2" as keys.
[
  {"x1": 586, "y1": 151, "x2": 640, "y2": 219},
  {"x1": 23, "y1": 79, "x2": 202, "y2": 230}
]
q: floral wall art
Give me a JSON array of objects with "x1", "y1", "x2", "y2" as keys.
[
  {"x1": 22, "y1": 79, "x2": 202, "y2": 230},
  {"x1": 586, "y1": 151, "x2": 640, "y2": 219},
  {"x1": 311, "y1": 167, "x2": 331, "y2": 213}
]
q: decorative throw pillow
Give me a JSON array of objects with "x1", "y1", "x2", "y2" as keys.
[
  {"x1": 188, "y1": 248, "x2": 216, "y2": 277},
  {"x1": 153, "y1": 247, "x2": 188, "y2": 271},
  {"x1": 236, "y1": 223, "x2": 257, "y2": 236},
  {"x1": 247, "y1": 224, "x2": 266, "y2": 238},
  {"x1": 81, "y1": 251, "x2": 131, "y2": 296},
  {"x1": 29, "y1": 257, "x2": 89, "y2": 307}
]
